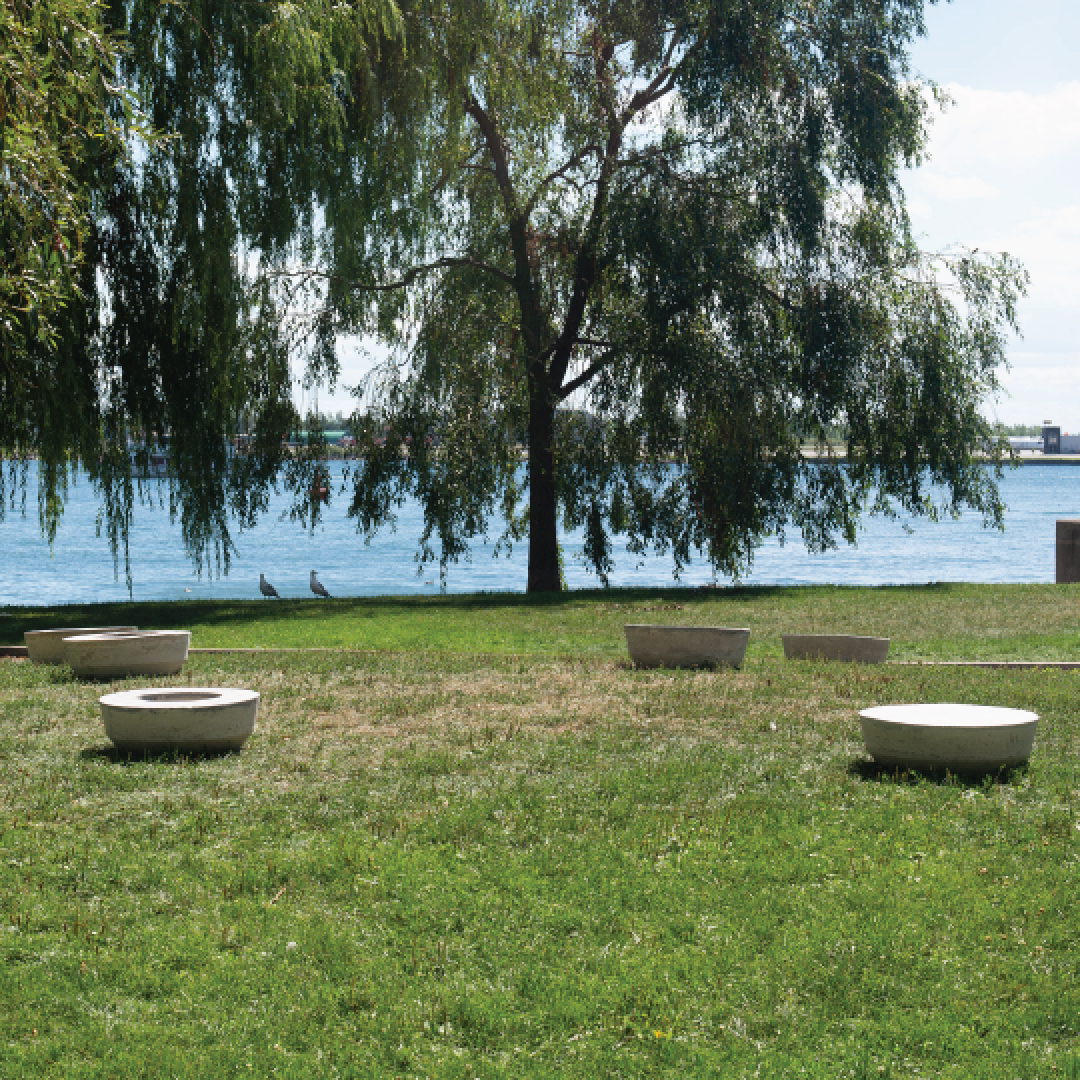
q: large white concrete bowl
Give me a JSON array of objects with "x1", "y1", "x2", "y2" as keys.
[
  {"x1": 64, "y1": 630, "x2": 190, "y2": 677},
  {"x1": 859, "y1": 703, "x2": 1038, "y2": 772},
  {"x1": 624, "y1": 625, "x2": 750, "y2": 668},
  {"x1": 100, "y1": 687, "x2": 258, "y2": 752},
  {"x1": 783, "y1": 634, "x2": 889, "y2": 664},
  {"x1": 25, "y1": 626, "x2": 138, "y2": 665}
]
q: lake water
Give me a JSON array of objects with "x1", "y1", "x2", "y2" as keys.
[{"x1": 1, "y1": 463, "x2": 1078, "y2": 606}]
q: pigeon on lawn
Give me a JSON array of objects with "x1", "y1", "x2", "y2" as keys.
[
  {"x1": 260, "y1": 573, "x2": 281, "y2": 598},
  {"x1": 310, "y1": 570, "x2": 331, "y2": 598}
]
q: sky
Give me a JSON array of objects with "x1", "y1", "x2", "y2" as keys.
[
  {"x1": 904, "y1": 0, "x2": 1079, "y2": 430},
  {"x1": 316, "y1": 1, "x2": 1079, "y2": 430}
]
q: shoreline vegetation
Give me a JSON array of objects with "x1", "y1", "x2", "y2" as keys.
[
  {"x1": 2, "y1": 584, "x2": 1080, "y2": 1074},
  {"x1": 9, "y1": 447, "x2": 1080, "y2": 467},
  {"x1": 798, "y1": 451, "x2": 1080, "y2": 466}
]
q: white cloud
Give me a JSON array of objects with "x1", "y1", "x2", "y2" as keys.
[
  {"x1": 1003, "y1": 206, "x2": 1080, "y2": 308},
  {"x1": 918, "y1": 172, "x2": 999, "y2": 200},
  {"x1": 923, "y1": 82, "x2": 1080, "y2": 172},
  {"x1": 904, "y1": 82, "x2": 1080, "y2": 428},
  {"x1": 994, "y1": 359, "x2": 1080, "y2": 431}
]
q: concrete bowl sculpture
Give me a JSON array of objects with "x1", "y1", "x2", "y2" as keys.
[
  {"x1": 99, "y1": 687, "x2": 259, "y2": 752},
  {"x1": 859, "y1": 703, "x2": 1038, "y2": 773},
  {"x1": 25, "y1": 626, "x2": 138, "y2": 665},
  {"x1": 783, "y1": 634, "x2": 889, "y2": 664},
  {"x1": 624, "y1": 624, "x2": 750, "y2": 668},
  {"x1": 63, "y1": 630, "x2": 190, "y2": 677}
]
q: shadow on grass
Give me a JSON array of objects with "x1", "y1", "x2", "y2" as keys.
[
  {"x1": 79, "y1": 745, "x2": 241, "y2": 766},
  {"x1": 848, "y1": 757, "x2": 1030, "y2": 789},
  {"x1": 0, "y1": 582, "x2": 967, "y2": 643}
]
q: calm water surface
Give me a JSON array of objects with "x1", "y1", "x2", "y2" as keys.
[{"x1": 2, "y1": 464, "x2": 1077, "y2": 606}]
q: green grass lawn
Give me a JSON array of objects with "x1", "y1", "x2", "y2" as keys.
[
  {"x1": 1, "y1": 588, "x2": 1080, "y2": 1076},
  {"x1": 4, "y1": 581, "x2": 1080, "y2": 660}
]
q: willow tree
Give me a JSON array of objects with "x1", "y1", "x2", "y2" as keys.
[
  {"x1": 1, "y1": 0, "x2": 402, "y2": 583},
  {"x1": 0, "y1": 0, "x2": 134, "y2": 537},
  {"x1": 312, "y1": 0, "x2": 1025, "y2": 591}
]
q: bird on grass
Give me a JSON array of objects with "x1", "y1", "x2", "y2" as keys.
[
  {"x1": 259, "y1": 573, "x2": 281, "y2": 598},
  {"x1": 310, "y1": 570, "x2": 331, "y2": 598}
]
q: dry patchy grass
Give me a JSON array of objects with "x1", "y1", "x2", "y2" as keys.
[{"x1": 4, "y1": 647, "x2": 1080, "y2": 1077}]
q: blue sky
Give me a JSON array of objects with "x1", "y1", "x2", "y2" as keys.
[
  {"x1": 320, "y1": 2, "x2": 1079, "y2": 431},
  {"x1": 906, "y1": 0, "x2": 1080, "y2": 429}
]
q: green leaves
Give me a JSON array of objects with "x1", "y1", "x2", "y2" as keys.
[
  {"x1": 2, "y1": 0, "x2": 402, "y2": 586},
  {"x1": 0, "y1": 0, "x2": 139, "y2": 564},
  {"x1": 323, "y1": 0, "x2": 1026, "y2": 588},
  {"x1": 0, "y1": 0, "x2": 1028, "y2": 596},
  {"x1": 0, "y1": 0, "x2": 116, "y2": 335}
]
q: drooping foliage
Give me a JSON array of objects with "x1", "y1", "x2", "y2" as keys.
[
  {"x1": 2, "y1": 0, "x2": 1027, "y2": 594},
  {"x1": 1, "y1": 0, "x2": 132, "y2": 540},
  {"x1": 1, "y1": 0, "x2": 403, "y2": 584},
  {"x1": 312, "y1": 0, "x2": 1027, "y2": 590}
]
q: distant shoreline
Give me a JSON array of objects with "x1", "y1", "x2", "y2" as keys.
[
  {"x1": 800, "y1": 453, "x2": 1080, "y2": 466},
  {"x1": 1007, "y1": 455, "x2": 1080, "y2": 466},
  {"x1": 1010, "y1": 457, "x2": 1080, "y2": 466}
]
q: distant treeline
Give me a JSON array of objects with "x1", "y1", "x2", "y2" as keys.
[
  {"x1": 992, "y1": 424, "x2": 1043, "y2": 437},
  {"x1": 300, "y1": 415, "x2": 1047, "y2": 445},
  {"x1": 813, "y1": 422, "x2": 1043, "y2": 442}
]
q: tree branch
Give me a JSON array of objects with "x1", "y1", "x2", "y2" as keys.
[
  {"x1": 557, "y1": 347, "x2": 618, "y2": 401},
  {"x1": 268, "y1": 256, "x2": 516, "y2": 292},
  {"x1": 465, "y1": 94, "x2": 551, "y2": 369},
  {"x1": 524, "y1": 142, "x2": 602, "y2": 217},
  {"x1": 465, "y1": 96, "x2": 522, "y2": 220},
  {"x1": 547, "y1": 35, "x2": 626, "y2": 392},
  {"x1": 619, "y1": 27, "x2": 708, "y2": 124}
]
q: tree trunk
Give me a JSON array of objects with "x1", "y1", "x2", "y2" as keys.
[{"x1": 527, "y1": 389, "x2": 561, "y2": 593}]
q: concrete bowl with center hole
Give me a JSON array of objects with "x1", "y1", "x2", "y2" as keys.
[
  {"x1": 99, "y1": 687, "x2": 259, "y2": 751},
  {"x1": 63, "y1": 630, "x2": 190, "y2": 677},
  {"x1": 783, "y1": 634, "x2": 890, "y2": 663},
  {"x1": 624, "y1": 624, "x2": 750, "y2": 668},
  {"x1": 859, "y1": 703, "x2": 1038, "y2": 773},
  {"x1": 24, "y1": 627, "x2": 138, "y2": 665}
]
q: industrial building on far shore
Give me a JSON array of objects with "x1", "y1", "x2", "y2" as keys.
[{"x1": 1009, "y1": 424, "x2": 1080, "y2": 455}]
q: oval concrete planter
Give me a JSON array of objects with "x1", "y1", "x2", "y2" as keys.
[
  {"x1": 63, "y1": 630, "x2": 190, "y2": 677},
  {"x1": 100, "y1": 687, "x2": 258, "y2": 752},
  {"x1": 859, "y1": 703, "x2": 1038, "y2": 773},
  {"x1": 624, "y1": 624, "x2": 750, "y2": 668},
  {"x1": 25, "y1": 626, "x2": 138, "y2": 665},
  {"x1": 783, "y1": 634, "x2": 889, "y2": 664}
]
